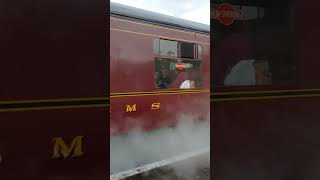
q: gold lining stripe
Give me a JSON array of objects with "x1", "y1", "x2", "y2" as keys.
[
  {"x1": 110, "y1": 17, "x2": 210, "y2": 37},
  {"x1": 110, "y1": 28, "x2": 210, "y2": 45},
  {"x1": 110, "y1": 89, "x2": 210, "y2": 95},
  {"x1": 2, "y1": 90, "x2": 320, "y2": 111},
  {"x1": 211, "y1": 94, "x2": 320, "y2": 102},
  {"x1": 0, "y1": 104, "x2": 108, "y2": 113},
  {"x1": 212, "y1": 88, "x2": 320, "y2": 95},
  {"x1": 111, "y1": 91, "x2": 210, "y2": 98},
  {"x1": 0, "y1": 97, "x2": 108, "y2": 105},
  {"x1": 2, "y1": 88, "x2": 319, "y2": 104},
  {"x1": 0, "y1": 90, "x2": 210, "y2": 105}
]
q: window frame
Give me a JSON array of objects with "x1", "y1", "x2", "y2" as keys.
[
  {"x1": 158, "y1": 39, "x2": 178, "y2": 57},
  {"x1": 154, "y1": 38, "x2": 202, "y2": 60},
  {"x1": 153, "y1": 38, "x2": 203, "y2": 90}
]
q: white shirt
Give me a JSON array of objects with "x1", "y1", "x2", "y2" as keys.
[
  {"x1": 224, "y1": 59, "x2": 256, "y2": 86},
  {"x1": 180, "y1": 80, "x2": 192, "y2": 89}
]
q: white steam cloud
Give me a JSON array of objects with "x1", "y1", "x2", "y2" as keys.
[{"x1": 110, "y1": 113, "x2": 210, "y2": 178}]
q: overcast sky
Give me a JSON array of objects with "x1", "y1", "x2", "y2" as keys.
[{"x1": 110, "y1": 0, "x2": 210, "y2": 25}]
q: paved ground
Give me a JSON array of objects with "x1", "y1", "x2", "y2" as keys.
[{"x1": 122, "y1": 152, "x2": 210, "y2": 180}]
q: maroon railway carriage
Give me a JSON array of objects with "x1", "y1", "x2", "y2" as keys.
[
  {"x1": 212, "y1": 1, "x2": 320, "y2": 179},
  {"x1": 110, "y1": 3, "x2": 210, "y2": 136},
  {"x1": 0, "y1": 0, "x2": 107, "y2": 179}
]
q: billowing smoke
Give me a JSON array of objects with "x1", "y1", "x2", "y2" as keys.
[{"x1": 110, "y1": 113, "x2": 210, "y2": 178}]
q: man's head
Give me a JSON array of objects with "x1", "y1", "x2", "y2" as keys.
[
  {"x1": 161, "y1": 69, "x2": 169, "y2": 78},
  {"x1": 253, "y1": 59, "x2": 270, "y2": 76},
  {"x1": 253, "y1": 59, "x2": 272, "y2": 85}
]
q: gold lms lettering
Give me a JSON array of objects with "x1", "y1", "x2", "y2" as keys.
[{"x1": 125, "y1": 103, "x2": 161, "y2": 112}]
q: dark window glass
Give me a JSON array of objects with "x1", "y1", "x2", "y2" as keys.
[{"x1": 180, "y1": 42, "x2": 195, "y2": 59}]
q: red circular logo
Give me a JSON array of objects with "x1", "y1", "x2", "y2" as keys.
[
  {"x1": 215, "y1": 3, "x2": 241, "y2": 25},
  {"x1": 175, "y1": 63, "x2": 185, "y2": 70}
]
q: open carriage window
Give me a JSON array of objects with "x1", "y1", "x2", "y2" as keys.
[
  {"x1": 154, "y1": 38, "x2": 203, "y2": 89},
  {"x1": 154, "y1": 58, "x2": 202, "y2": 89},
  {"x1": 154, "y1": 39, "x2": 201, "y2": 59},
  {"x1": 180, "y1": 42, "x2": 195, "y2": 59}
]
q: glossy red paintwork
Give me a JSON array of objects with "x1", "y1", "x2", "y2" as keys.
[
  {"x1": 0, "y1": 0, "x2": 108, "y2": 179},
  {"x1": 212, "y1": 1, "x2": 320, "y2": 179},
  {"x1": 110, "y1": 17, "x2": 210, "y2": 135},
  {"x1": 213, "y1": 97, "x2": 320, "y2": 179},
  {"x1": 0, "y1": 108, "x2": 108, "y2": 179}
]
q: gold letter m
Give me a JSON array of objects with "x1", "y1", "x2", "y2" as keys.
[
  {"x1": 126, "y1": 104, "x2": 136, "y2": 112},
  {"x1": 52, "y1": 136, "x2": 84, "y2": 159}
]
